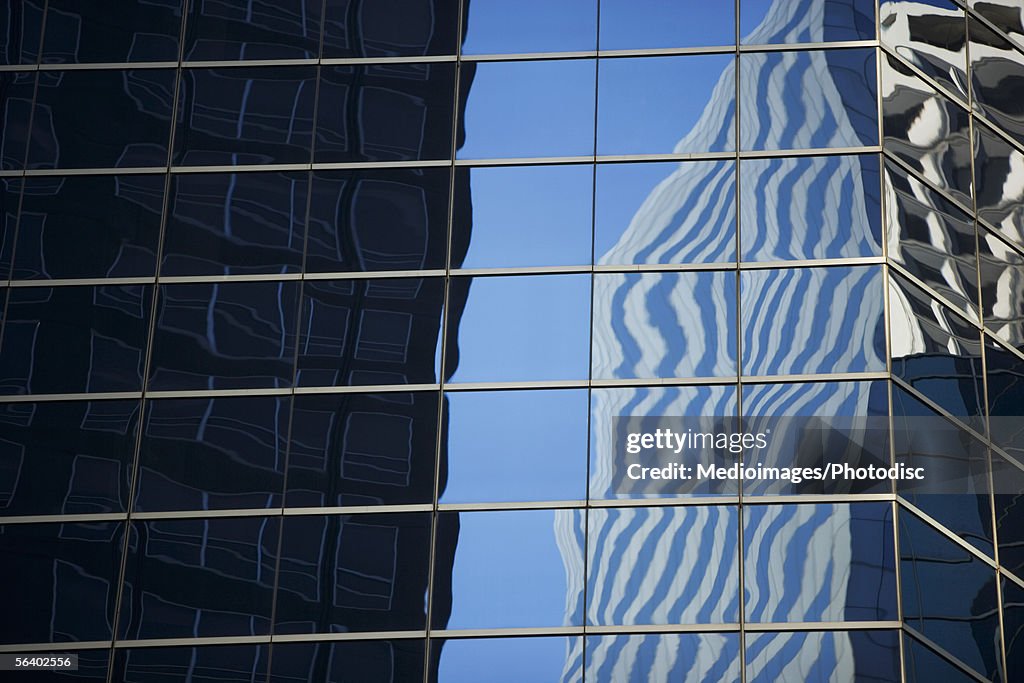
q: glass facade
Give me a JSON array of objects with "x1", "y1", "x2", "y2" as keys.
[{"x1": 0, "y1": 1, "x2": 1022, "y2": 682}]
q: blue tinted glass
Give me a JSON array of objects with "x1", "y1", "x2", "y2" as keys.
[
  {"x1": 296, "y1": 278, "x2": 445, "y2": 387},
  {"x1": 585, "y1": 633, "x2": 741, "y2": 683},
  {"x1": 115, "y1": 645, "x2": 269, "y2": 683},
  {"x1": 592, "y1": 271, "x2": 738, "y2": 380},
  {"x1": 744, "y1": 503, "x2": 897, "y2": 622},
  {"x1": 987, "y1": 337, "x2": 1024, "y2": 465},
  {"x1": 270, "y1": 639, "x2": 425, "y2": 682},
  {"x1": 600, "y1": 0, "x2": 735, "y2": 50},
  {"x1": 598, "y1": 55, "x2": 735, "y2": 155},
  {"x1": 446, "y1": 274, "x2": 591, "y2": 383},
  {"x1": 439, "y1": 509, "x2": 584, "y2": 629},
  {"x1": 307, "y1": 168, "x2": 450, "y2": 273},
  {"x1": 274, "y1": 513, "x2": 431, "y2": 633},
  {"x1": 29, "y1": 69, "x2": 175, "y2": 169},
  {"x1": 0, "y1": 72, "x2": 34, "y2": 169},
  {"x1": 455, "y1": 164, "x2": 593, "y2": 269},
  {"x1": 14, "y1": 175, "x2": 162, "y2": 280},
  {"x1": 741, "y1": 0, "x2": 875, "y2": 43},
  {"x1": 992, "y1": 449, "x2": 1024, "y2": 579},
  {"x1": 148, "y1": 281, "x2": 299, "y2": 391},
  {"x1": 741, "y1": 49, "x2": 878, "y2": 151},
  {"x1": 458, "y1": 60, "x2": 596, "y2": 160},
  {"x1": 285, "y1": 391, "x2": 439, "y2": 507},
  {"x1": 741, "y1": 154, "x2": 881, "y2": 261},
  {"x1": 746, "y1": 630, "x2": 899, "y2": 683},
  {"x1": 0, "y1": 522, "x2": 122, "y2": 645},
  {"x1": 903, "y1": 632, "x2": 979, "y2": 683},
  {"x1": 1003, "y1": 578, "x2": 1024, "y2": 683},
  {"x1": 442, "y1": 389, "x2": 588, "y2": 503},
  {"x1": 321, "y1": 0, "x2": 459, "y2": 58},
  {"x1": 0, "y1": 0, "x2": 44, "y2": 64},
  {"x1": 175, "y1": 66, "x2": 316, "y2": 166},
  {"x1": 462, "y1": 0, "x2": 596, "y2": 54},
  {"x1": 42, "y1": 0, "x2": 183, "y2": 64},
  {"x1": 135, "y1": 396, "x2": 290, "y2": 512},
  {"x1": 595, "y1": 161, "x2": 736, "y2": 266},
  {"x1": 0, "y1": 285, "x2": 151, "y2": 395},
  {"x1": 183, "y1": 0, "x2": 320, "y2": 61},
  {"x1": 587, "y1": 506, "x2": 740, "y2": 625},
  {"x1": 743, "y1": 266, "x2": 886, "y2": 375},
  {"x1": 433, "y1": 637, "x2": 583, "y2": 683},
  {"x1": 0, "y1": 400, "x2": 139, "y2": 516},
  {"x1": 162, "y1": 171, "x2": 308, "y2": 276}
]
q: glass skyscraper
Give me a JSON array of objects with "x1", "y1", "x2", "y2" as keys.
[{"x1": 0, "y1": 0, "x2": 1022, "y2": 681}]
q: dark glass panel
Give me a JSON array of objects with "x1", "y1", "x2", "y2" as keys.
[
  {"x1": 880, "y1": 0, "x2": 968, "y2": 101},
  {"x1": 598, "y1": 55, "x2": 735, "y2": 155},
  {"x1": 42, "y1": 0, "x2": 183, "y2": 64},
  {"x1": 970, "y1": 16, "x2": 1024, "y2": 148},
  {"x1": 183, "y1": 0, "x2": 320, "y2": 61},
  {"x1": 14, "y1": 174, "x2": 163, "y2": 280},
  {"x1": 34, "y1": 650, "x2": 109, "y2": 682},
  {"x1": 441, "y1": 389, "x2": 587, "y2": 504},
  {"x1": 455, "y1": 164, "x2": 592, "y2": 269},
  {"x1": 592, "y1": 271, "x2": 737, "y2": 380},
  {"x1": 446, "y1": 274, "x2": 590, "y2": 383},
  {"x1": 586, "y1": 506, "x2": 739, "y2": 625},
  {"x1": 746, "y1": 630, "x2": 899, "y2": 683},
  {"x1": 0, "y1": 0, "x2": 44, "y2": 64},
  {"x1": 270, "y1": 640, "x2": 425, "y2": 683},
  {"x1": 0, "y1": 71, "x2": 34, "y2": 169},
  {"x1": 1003, "y1": 578, "x2": 1024, "y2": 683},
  {"x1": 457, "y1": 59, "x2": 595, "y2": 160},
  {"x1": 742, "y1": 154, "x2": 881, "y2": 261},
  {"x1": 741, "y1": 0, "x2": 875, "y2": 43},
  {"x1": 306, "y1": 167, "x2": 450, "y2": 273},
  {"x1": 987, "y1": 337, "x2": 1024, "y2": 463},
  {"x1": 903, "y1": 632, "x2": 979, "y2": 683},
  {"x1": 584, "y1": 633, "x2": 740, "y2": 683},
  {"x1": 113, "y1": 645, "x2": 269, "y2": 683},
  {"x1": 135, "y1": 396, "x2": 289, "y2": 512},
  {"x1": 0, "y1": 521, "x2": 122, "y2": 644},
  {"x1": 28, "y1": 69, "x2": 175, "y2": 169},
  {"x1": 274, "y1": 513, "x2": 431, "y2": 634},
  {"x1": 979, "y1": 229, "x2": 1024, "y2": 349},
  {"x1": 296, "y1": 277, "x2": 444, "y2": 387},
  {"x1": 742, "y1": 266, "x2": 885, "y2": 375},
  {"x1": 148, "y1": 281, "x2": 299, "y2": 391},
  {"x1": 595, "y1": 160, "x2": 735, "y2": 266},
  {"x1": 119, "y1": 517, "x2": 279, "y2": 639},
  {"x1": 432, "y1": 637, "x2": 582, "y2": 683},
  {"x1": 462, "y1": 0, "x2": 595, "y2": 54},
  {"x1": 899, "y1": 509, "x2": 1001, "y2": 679},
  {"x1": 286, "y1": 391, "x2": 438, "y2": 507},
  {"x1": 600, "y1": 0, "x2": 734, "y2": 50},
  {"x1": 972, "y1": 1, "x2": 1024, "y2": 52},
  {"x1": 740, "y1": 49, "x2": 878, "y2": 151},
  {"x1": 0, "y1": 285, "x2": 151, "y2": 395},
  {"x1": 975, "y1": 121, "x2": 1024, "y2": 252},
  {"x1": 162, "y1": 171, "x2": 308, "y2": 276},
  {"x1": 174, "y1": 66, "x2": 316, "y2": 166},
  {"x1": 321, "y1": 0, "x2": 459, "y2": 58},
  {"x1": 0, "y1": 177, "x2": 20, "y2": 276},
  {"x1": 744, "y1": 504, "x2": 897, "y2": 622},
  {"x1": 0, "y1": 400, "x2": 139, "y2": 516},
  {"x1": 315, "y1": 62, "x2": 454, "y2": 163}
]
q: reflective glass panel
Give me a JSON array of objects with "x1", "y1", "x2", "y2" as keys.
[
  {"x1": 0, "y1": 0, "x2": 43, "y2": 65},
  {"x1": 598, "y1": 55, "x2": 735, "y2": 156},
  {"x1": 595, "y1": 160, "x2": 736, "y2": 266},
  {"x1": 274, "y1": 513, "x2": 431, "y2": 633},
  {"x1": 457, "y1": 59, "x2": 596, "y2": 160},
  {"x1": 442, "y1": 389, "x2": 587, "y2": 504},
  {"x1": 0, "y1": 72, "x2": 34, "y2": 169},
  {"x1": 119, "y1": 517, "x2": 279, "y2": 639},
  {"x1": 462, "y1": 0, "x2": 596, "y2": 54},
  {"x1": 1002, "y1": 578, "x2": 1024, "y2": 682},
  {"x1": 114, "y1": 645, "x2": 269, "y2": 683},
  {"x1": 307, "y1": 167, "x2": 450, "y2": 273},
  {"x1": 742, "y1": 154, "x2": 881, "y2": 261},
  {"x1": 970, "y1": 16, "x2": 1024, "y2": 148},
  {"x1": 296, "y1": 278, "x2": 444, "y2": 387},
  {"x1": 903, "y1": 632, "x2": 979, "y2": 683},
  {"x1": 979, "y1": 229, "x2": 1024, "y2": 348},
  {"x1": 0, "y1": 521, "x2": 123, "y2": 644},
  {"x1": 438, "y1": 509, "x2": 584, "y2": 629},
  {"x1": 433, "y1": 637, "x2": 582, "y2": 683},
  {"x1": 162, "y1": 171, "x2": 308, "y2": 276},
  {"x1": 28, "y1": 69, "x2": 176, "y2": 170},
  {"x1": 585, "y1": 633, "x2": 740, "y2": 683},
  {"x1": 455, "y1": 164, "x2": 593, "y2": 269},
  {"x1": 741, "y1": 0, "x2": 875, "y2": 44},
  {"x1": 183, "y1": 0, "x2": 320, "y2": 61},
  {"x1": 175, "y1": 66, "x2": 316, "y2": 166},
  {"x1": 0, "y1": 400, "x2": 139, "y2": 516},
  {"x1": 987, "y1": 337, "x2": 1024, "y2": 464},
  {"x1": 742, "y1": 266, "x2": 886, "y2": 376},
  {"x1": 740, "y1": 49, "x2": 878, "y2": 151},
  {"x1": 41, "y1": 0, "x2": 184, "y2": 64},
  {"x1": 135, "y1": 396, "x2": 290, "y2": 512},
  {"x1": 269, "y1": 639, "x2": 425, "y2": 683},
  {"x1": 315, "y1": 62, "x2": 455, "y2": 163},
  {"x1": 880, "y1": 0, "x2": 968, "y2": 101},
  {"x1": 600, "y1": 0, "x2": 734, "y2": 50},
  {"x1": 0, "y1": 285, "x2": 151, "y2": 395},
  {"x1": 746, "y1": 630, "x2": 899, "y2": 683},
  {"x1": 321, "y1": 0, "x2": 459, "y2": 58},
  {"x1": 975, "y1": 121, "x2": 1024, "y2": 251},
  {"x1": 971, "y1": 0, "x2": 1024, "y2": 51},
  {"x1": 148, "y1": 281, "x2": 299, "y2": 391},
  {"x1": 592, "y1": 271, "x2": 737, "y2": 380},
  {"x1": 0, "y1": 177, "x2": 18, "y2": 275},
  {"x1": 446, "y1": 274, "x2": 591, "y2": 383},
  {"x1": 14, "y1": 174, "x2": 162, "y2": 280},
  {"x1": 586, "y1": 506, "x2": 740, "y2": 625},
  {"x1": 286, "y1": 391, "x2": 438, "y2": 507}
]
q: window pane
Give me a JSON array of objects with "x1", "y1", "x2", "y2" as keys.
[
  {"x1": 595, "y1": 160, "x2": 736, "y2": 266},
  {"x1": 183, "y1": 0, "x2": 320, "y2": 61},
  {"x1": 433, "y1": 637, "x2": 582, "y2": 683},
  {"x1": 442, "y1": 389, "x2": 588, "y2": 504},
  {"x1": 458, "y1": 60, "x2": 596, "y2": 160},
  {"x1": 114, "y1": 645, "x2": 268, "y2": 683},
  {"x1": 975, "y1": 121, "x2": 1024, "y2": 252},
  {"x1": 585, "y1": 633, "x2": 741, "y2": 683},
  {"x1": 903, "y1": 632, "x2": 980, "y2": 683},
  {"x1": 321, "y1": 0, "x2": 459, "y2": 58},
  {"x1": 455, "y1": 164, "x2": 593, "y2": 269},
  {"x1": 462, "y1": 0, "x2": 596, "y2": 55},
  {"x1": 42, "y1": 0, "x2": 183, "y2": 64},
  {"x1": 270, "y1": 640, "x2": 424, "y2": 683},
  {"x1": 598, "y1": 55, "x2": 735, "y2": 156},
  {"x1": 742, "y1": 0, "x2": 874, "y2": 43},
  {"x1": 970, "y1": 16, "x2": 1024, "y2": 148},
  {"x1": 746, "y1": 630, "x2": 899, "y2": 683},
  {"x1": 880, "y1": 0, "x2": 967, "y2": 101},
  {"x1": 987, "y1": 337, "x2": 1024, "y2": 463},
  {"x1": 1002, "y1": 578, "x2": 1024, "y2": 683},
  {"x1": 979, "y1": 229, "x2": 1024, "y2": 348},
  {"x1": 0, "y1": 178, "x2": 18, "y2": 275},
  {"x1": 0, "y1": 0, "x2": 44, "y2": 65},
  {"x1": 600, "y1": 0, "x2": 734, "y2": 50}
]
